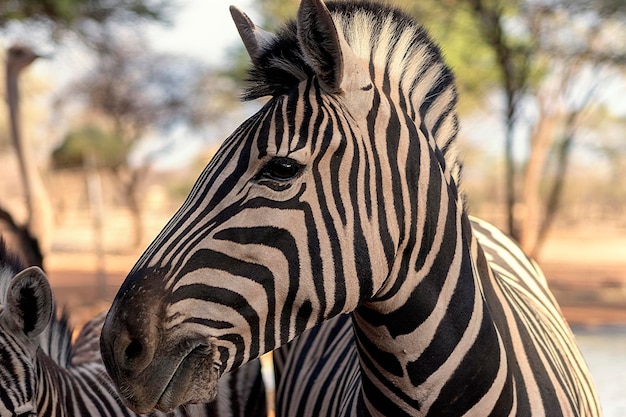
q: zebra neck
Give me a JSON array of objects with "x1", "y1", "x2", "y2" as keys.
[
  {"x1": 35, "y1": 351, "x2": 66, "y2": 415},
  {"x1": 352, "y1": 213, "x2": 507, "y2": 415},
  {"x1": 37, "y1": 310, "x2": 73, "y2": 369},
  {"x1": 36, "y1": 346, "x2": 113, "y2": 416}
]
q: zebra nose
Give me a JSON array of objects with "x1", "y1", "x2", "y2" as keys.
[
  {"x1": 117, "y1": 328, "x2": 154, "y2": 372},
  {"x1": 101, "y1": 306, "x2": 159, "y2": 378},
  {"x1": 101, "y1": 268, "x2": 166, "y2": 380}
]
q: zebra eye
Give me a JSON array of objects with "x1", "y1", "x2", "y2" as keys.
[{"x1": 258, "y1": 157, "x2": 302, "y2": 182}]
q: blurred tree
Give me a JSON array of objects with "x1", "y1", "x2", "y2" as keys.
[
  {"x1": 0, "y1": 0, "x2": 171, "y2": 43},
  {"x1": 51, "y1": 124, "x2": 124, "y2": 291},
  {"x1": 51, "y1": 125, "x2": 126, "y2": 170},
  {"x1": 0, "y1": 0, "x2": 173, "y2": 264},
  {"x1": 450, "y1": 0, "x2": 533, "y2": 240},
  {"x1": 0, "y1": 0, "x2": 167, "y2": 24},
  {"x1": 462, "y1": 0, "x2": 626, "y2": 254},
  {"x1": 61, "y1": 41, "x2": 212, "y2": 248},
  {"x1": 580, "y1": 108, "x2": 626, "y2": 219},
  {"x1": 249, "y1": 0, "x2": 298, "y2": 26},
  {"x1": 399, "y1": 0, "x2": 626, "y2": 254}
]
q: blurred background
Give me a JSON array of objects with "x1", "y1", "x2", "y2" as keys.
[{"x1": 0, "y1": 0, "x2": 624, "y2": 415}]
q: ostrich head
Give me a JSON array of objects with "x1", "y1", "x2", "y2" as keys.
[{"x1": 6, "y1": 45, "x2": 41, "y2": 74}]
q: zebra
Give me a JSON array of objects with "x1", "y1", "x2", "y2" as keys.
[
  {"x1": 100, "y1": 0, "x2": 601, "y2": 415},
  {"x1": 0, "y1": 239, "x2": 266, "y2": 417},
  {"x1": 270, "y1": 216, "x2": 599, "y2": 416}
]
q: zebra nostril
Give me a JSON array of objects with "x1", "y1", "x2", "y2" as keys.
[{"x1": 124, "y1": 338, "x2": 144, "y2": 363}]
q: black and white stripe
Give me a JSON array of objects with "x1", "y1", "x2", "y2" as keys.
[
  {"x1": 100, "y1": 0, "x2": 600, "y2": 415},
  {"x1": 0, "y1": 240, "x2": 264, "y2": 417},
  {"x1": 273, "y1": 217, "x2": 600, "y2": 416}
]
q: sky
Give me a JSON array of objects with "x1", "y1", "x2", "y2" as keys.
[
  {"x1": 146, "y1": 0, "x2": 259, "y2": 65},
  {"x1": 138, "y1": 1, "x2": 265, "y2": 169}
]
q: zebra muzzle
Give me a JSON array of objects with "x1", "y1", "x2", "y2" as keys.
[
  {"x1": 104, "y1": 331, "x2": 219, "y2": 413},
  {"x1": 152, "y1": 342, "x2": 220, "y2": 413},
  {"x1": 101, "y1": 286, "x2": 221, "y2": 413}
]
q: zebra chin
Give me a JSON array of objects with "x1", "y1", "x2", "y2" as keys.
[{"x1": 118, "y1": 341, "x2": 220, "y2": 414}]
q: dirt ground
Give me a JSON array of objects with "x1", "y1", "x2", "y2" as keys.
[{"x1": 539, "y1": 227, "x2": 626, "y2": 327}]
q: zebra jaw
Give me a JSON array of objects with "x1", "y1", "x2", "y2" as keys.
[
  {"x1": 114, "y1": 339, "x2": 220, "y2": 413},
  {"x1": 156, "y1": 343, "x2": 219, "y2": 413}
]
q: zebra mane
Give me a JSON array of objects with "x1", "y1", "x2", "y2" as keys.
[
  {"x1": 37, "y1": 307, "x2": 74, "y2": 368},
  {"x1": 0, "y1": 239, "x2": 74, "y2": 368},
  {"x1": 242, "y1": 0, "x2": 463, "y2": 199}
]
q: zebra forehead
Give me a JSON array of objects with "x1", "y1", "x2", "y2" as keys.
[{"x1": 230, "y1": 85, "x2": 346, "y2": 159}]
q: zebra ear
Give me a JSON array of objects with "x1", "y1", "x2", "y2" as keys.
[
  {"x1": 4, "y1": 266, "x2": 53, "y2": 339},
  {"x1": 230, "y1": 6, "x2": 277, "y2": 65},
  {"x1": 297, "y1": 0, "x2": 344, "y2": 93}
]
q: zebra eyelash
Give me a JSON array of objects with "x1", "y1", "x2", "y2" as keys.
[{"x1": 255, "y1": 157, "x2": 304, "y2": 189}]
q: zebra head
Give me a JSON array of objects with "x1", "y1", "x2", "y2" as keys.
[
  {"x1": 101, "y1": 0, "x2": 459, "y2": 413},
  {"x1": 0, "y1": 259, "x2": 53, "y2": 417}
]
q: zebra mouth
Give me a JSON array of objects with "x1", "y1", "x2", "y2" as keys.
[
  {"x1": 117, "y1": 340, "x2": 220, "y2": 414},
  {"x1": 152, "y1": 343, "x2": 220, "y2": 413}
]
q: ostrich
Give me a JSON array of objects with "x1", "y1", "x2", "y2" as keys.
[{"x1": 5, "y1": 44, "x2": 53, "y2": 262}]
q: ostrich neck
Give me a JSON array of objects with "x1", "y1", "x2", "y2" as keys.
[
  {"x1": 6, "y1": 68, "x2": 27, "y2": 186},
  {"x1": 6, "y1": 65, "x2": 52, "y2": 251}
]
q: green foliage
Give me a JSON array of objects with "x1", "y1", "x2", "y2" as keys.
[
  {"x1": 252, "y1": 0, "x2": 299, "y2": 29},
  {"x1": 0, "y1": 0, "x2": 172, "y2": 34},
  {"x1": 405, "y1": 2, "x2": 501, "y2": 112},
  {"x1": 1, "y1": 0, "x2": 79, "y2": 24},
  {"x1": 51, "y1": 125, "x2": 127, "y2": 170},
  {"x1": 69, "y1": 46, "x2": 211, "y2": 138}
]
